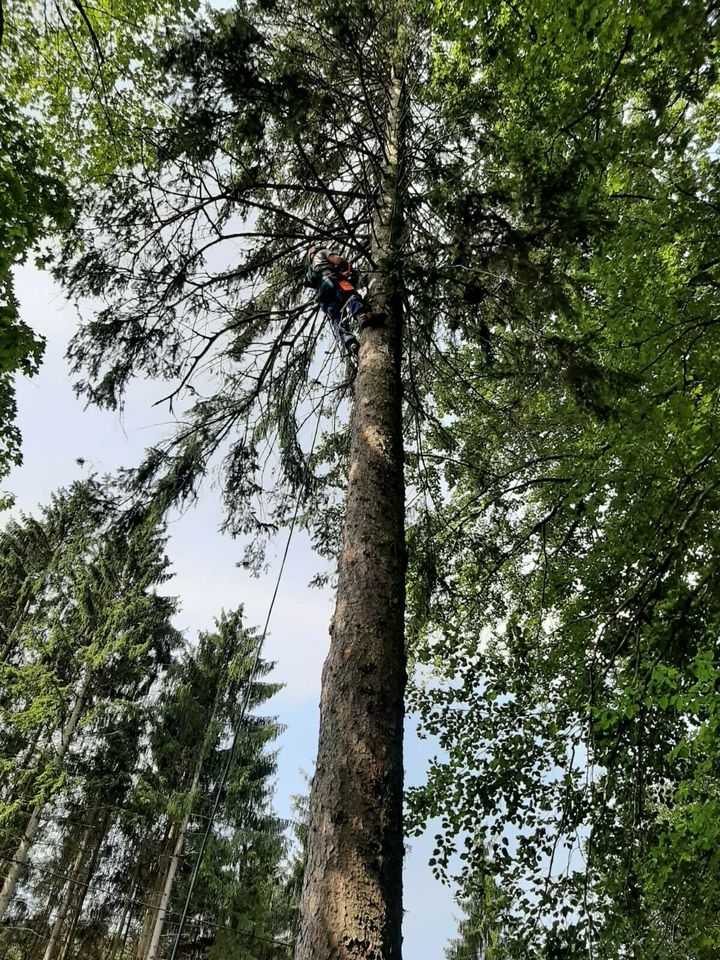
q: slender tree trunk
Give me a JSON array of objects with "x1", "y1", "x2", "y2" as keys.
[
  {"x1": 139, "y1": 825, "x2": 179, "y2": 960},
  {"x1": 106, "y1": 852, "x2": 141, "y2": 960},
  {"x1": 135, "y1": 829, "x2": 173, "y2": 960},
  {"x1": 42, "y1": 817, "x2": 95, "y2": 960},
  {"x1": 0, "y1": 670, "x2": 91, "y2": 921},
  {"x1": 0, "y1": 801, "x2": 44, "y2": 920},
  {"x1": 56, "y1": 808, "x2": 110, "y2": 960},
  {"x1": 294, "y1": 42, "x2": 408, "y2": 960},
  {"x1": 144, "y1": 763, "x2": 202, "y2": 960},
  {"x1": 29, "y1": 875, "x2": 65, "y2": 960},
  {"x1": 119, "y1": 883, "x2": 138, "y2": 960}
]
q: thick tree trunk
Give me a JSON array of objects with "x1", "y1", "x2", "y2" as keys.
[
  {"x1": 294, "y1": 51, "x2": 408, "y2": 960},
  {"x1": 0, "y1": 670, "x2": 91, "y2": 922}
]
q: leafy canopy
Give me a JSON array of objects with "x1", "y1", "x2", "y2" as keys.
[
  {"x1": 406, "y1": 0, "x2": 720, "y2": 956},
  {"x1": 0, "y1": 0, "x2": 198, "y2": 484}
]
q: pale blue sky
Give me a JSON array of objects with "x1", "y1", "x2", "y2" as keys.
[{"x1": 6, "y1": 263, "x2": 459, "y2": 957}]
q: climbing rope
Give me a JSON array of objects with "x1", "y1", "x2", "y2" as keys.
[{"x1": 167, "y1": 362, "x2": 334, "y2": 960}]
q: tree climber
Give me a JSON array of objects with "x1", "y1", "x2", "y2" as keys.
[{"x1": 304, "y1": 244, "x2": 370, "y2": 357}]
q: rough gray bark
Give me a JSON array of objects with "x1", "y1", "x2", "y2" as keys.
[{"x1": 294, "y1": 47, "x2": 408, "y2": 960}]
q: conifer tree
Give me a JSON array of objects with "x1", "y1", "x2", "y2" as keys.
[
  {"x1": 1, "y1": 484, "x2": 295, "y2": 959},
  {"x1": 131, "y1": 609, "x2": 288, "y2": 960},
  {"x1": 57, "y1": 1, "x2": 426, "y2": 953},
  {"x1": 1, "y1": 481, "x2": 117, "y2": 919},
  {"x1": 0, "y1": 479, "x2": 180, "y2": 934},
  {"x1": 445, "y1": 873, "x2": 508, "y2": 960}
]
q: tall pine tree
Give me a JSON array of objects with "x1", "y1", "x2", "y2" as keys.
[{"x1": 1, "y1": 485, "x2": 295, "y2": 959}]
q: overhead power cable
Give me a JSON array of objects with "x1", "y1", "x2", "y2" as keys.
[
  {"x1": 0, "y1": 854, "x2": 292, "y2": 952},
  {"x1": 168, "y1": 357, "x2": 334, "y2": 960}
]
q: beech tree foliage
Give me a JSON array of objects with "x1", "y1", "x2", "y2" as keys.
[
  {"x1": 405, "y1": 1, "x2": 720, "y2": 957},
  {"x1": 0, "y1": 0, "x2": 197, "y2": 483},
  {"x1": 0, "y1": 102, "x2": 68, "y2": 481}
]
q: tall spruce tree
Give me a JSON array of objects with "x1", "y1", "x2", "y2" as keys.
[
  {"x1": 0, "y1": 480, "x2": 117, "y2": 914},
  {"x1": 445, "y1": 888, "x2": 506, "y2": 960},
  {"x1": 159, "y1": 612, "x2": 289, "y2": 960},
  {"x1": 55, "y1": 1, "x2": 428, "y2": 954},
  {"x1": 0, "y1": 479, "x2": 180, "y2": 934},
  {"x1": 1, "y1": 485, "x2": 294, "y2": 959},
  {"x1": 131, "y1": 609, "x2": 287, "y2": 960}
]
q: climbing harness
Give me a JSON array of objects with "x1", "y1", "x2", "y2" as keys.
[{"x1": 304, "y1": 246, "x2": 380, "y2": 366}]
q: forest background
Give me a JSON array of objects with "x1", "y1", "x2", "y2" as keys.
[
  {"x1": 3, "y1": 0, "x2": 720, "y2": 957},
  {"x1": 7, "y1": 262, "x2": 453, "y2": 954},
  {"x1": 3, "y1": 0, "x2": 461, "y2": 951}
]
